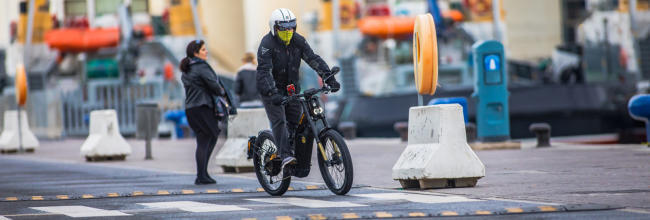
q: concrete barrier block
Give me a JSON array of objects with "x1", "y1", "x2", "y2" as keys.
[
  {"x1": 0, "y1": 110, "x2": 39, "y2": 152},
  {"x1": 80, "y1": 110, "x2": 131, "y2": 159},
  {"x1": 215, "y1": 108, "x2": 269, "y2": 172},
  {"x1": 392, "y1": 104, "x2": 485, "y2": 189}
]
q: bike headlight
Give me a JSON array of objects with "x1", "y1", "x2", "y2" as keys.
[{"x1": 313, "y1": 107, "x2": 324, "y2": 115}]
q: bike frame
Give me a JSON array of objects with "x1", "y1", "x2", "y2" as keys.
[{"x1": 295, "y1": 94, "x2": 335, "y2": 162}]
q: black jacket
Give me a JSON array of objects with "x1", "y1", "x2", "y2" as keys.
[
  {"x1": 234, "y1": 63, "x2": 261, "y2": 102},
  {"x1": 256, "y1": 32, "x2": 330, "y2": 97},
  {"x1": 182, "y1": 58, "x2": 225, "y2": 109}
]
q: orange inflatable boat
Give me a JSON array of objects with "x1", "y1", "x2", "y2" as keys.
[
  {"x1": 357, "y1": 16, "x2": 415, "y2": 38},
  {"x1": 45, "y1": 25, "x2": 153, "y2": 52}
]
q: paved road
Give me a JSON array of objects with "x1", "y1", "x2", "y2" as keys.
[
  {"x1": 1, "y1": 137, "x2": 649, "y2": 219},
  {"x1": 1, "y1": 158, "x2": 645, "y2": 219}
]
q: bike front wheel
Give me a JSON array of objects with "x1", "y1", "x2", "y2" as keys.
[
  {"x1": 253, "y1": 131, "x2": 291, "y2": 196},
  {"x1": 317, "y1": 130, "x2": 354, "y2": 195}
]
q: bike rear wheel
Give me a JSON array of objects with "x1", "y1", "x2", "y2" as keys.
[
  {"x1": 253, "y1": 131, "x2": 291, "y2": 196},
  {"x1": 317, "y1": 130, "x2": 353, "y2": 195}
]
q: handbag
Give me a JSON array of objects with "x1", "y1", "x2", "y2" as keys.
[{"x1": 214, "y1": 96, "x2": 231, "y2": 120}]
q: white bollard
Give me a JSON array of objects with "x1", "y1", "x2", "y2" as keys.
[
  {"x1": 0, "y1": 110, "x2": 39, "y2": 152},
  {"x1": 80, "y1": 110, "x2": 131, "y2": 161},
  {"x1": 215, "y1": 108, "x2": 270, "y2": 173},
  {"x1": 392, "y1": 104, "x2": 485, "y2": 189}
]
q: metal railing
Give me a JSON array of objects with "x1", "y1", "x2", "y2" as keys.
[{"x1": 62, "y1": 80, "x2": 163, "y2": 136}]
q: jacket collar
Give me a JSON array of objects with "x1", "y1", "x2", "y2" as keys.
[
  {"x1": 237, "y1": 63, "x2": 257, "y2": 72},
  {"x1": 190, "y1": 57, "x2": 206, "y2": 65}
]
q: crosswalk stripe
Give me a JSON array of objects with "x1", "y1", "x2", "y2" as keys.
[
  {"x1": 352, "y1": 193, "x2": 480, "y2": 204},
  {"x1": 31, "y1": 206, "x2": 131, "y2": 217},
  {"x1": 247, "y1": 197, "x2": 367, "y2": 208},
  {"x1": 138, "y1": 201, "x2": 250, "y2": 212}
]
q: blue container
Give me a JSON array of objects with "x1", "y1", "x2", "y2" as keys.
[
  {"x1": 471, "y1": 40, "x2": 510, "y2": 142},
  {"x1": 428, "y1": 97, "x2": 468, "y2": 123},
  {"x1": 628, "y1": 94, "x2": 650, "y2": 143}
]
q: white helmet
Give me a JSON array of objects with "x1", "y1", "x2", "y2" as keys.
[{"x1": 269, "y1": 8, "x2": 297, "y2": 36}]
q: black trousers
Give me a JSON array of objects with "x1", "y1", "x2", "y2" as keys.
[
  {"x1": 261, "y1": 97, "x2": 303, "y2": 159},
  {"x1": 186, "y1": 106, "x2": 221, "y2": 181}
]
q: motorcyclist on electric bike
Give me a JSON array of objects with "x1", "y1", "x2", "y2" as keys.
[{"x1": 256, "y1": 8, "x2": 341, "y2": 170}]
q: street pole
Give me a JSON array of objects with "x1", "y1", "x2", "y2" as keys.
[
  {"x1": 24, "y1": 0, "x2": 35, "y2": 67},
  {"x1": 20, "y1": 0, "x2": 35, "y2": 153},
  {"x1": 332, "y1": 0, "x2": 340, "y2": 58},
  {"x1": 190, "y1": 0, "x2": 204, "y2": 39},
  {"x1": 17, "y1": 107, "x2": 23, "y2": 153},
  {"x1": 492, "y1": 0, "x2": 500, "y2": 42}
]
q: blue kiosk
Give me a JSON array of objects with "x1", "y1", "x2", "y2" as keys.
[{"x1": 471, "y1": 41, "x2": 510, "y2": 141}]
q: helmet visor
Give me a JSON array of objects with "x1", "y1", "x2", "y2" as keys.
[{"x1": 275, "y1": 19, "x2": 296, "y2": 31}]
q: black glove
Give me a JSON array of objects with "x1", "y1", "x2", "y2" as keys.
[
  {"x1": 326, "y1": 77, "x2": 341, "y2": 93},
  {"x1": 271, "y1": 93, "x2": 287, "y2": 105}
]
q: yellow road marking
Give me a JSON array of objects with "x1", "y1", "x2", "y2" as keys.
[
  {"x1": 342, "y1": 213, "x2": 359, "y2": 219},
  {"x1": 4, "y1": 213, "x2": 61, "y2": 217},
  {"x1": 206, "y1": 189, "x2": 219, "y2": 193},
  {"x1": 182, "y1": 190, "x2": 194, "y2": 194},
  {"x1": 441, "y1": 211, "x2": 459, "y2": 216},
  {"x1": 257, "y1": 188, "x2": 265, "y2": 192},
  {"x1": 157, "y1": 190, "x2": 170, "y2": 195},
  {"x1": 308, "y1": 214, "x2": 326, "y2": 220},
  {"x1": 475, "y1": 210, "x2": 491, "y2": 215},
  {"x1": 82, "y1": 194, "x2": 94, "y2": 199},
  {"x1": 132, "y1": 191, "x2": 144, "y2": 196},
  {"x1": 56, "y1": 195, "x2": 69, "y2": 200},
  {"x1": 506, "y1": 207, "x2": 524, "y2": 213},
  {"x1": 306, "y1": 185, "x2": 319, "y2": 190},
  {"x1": 539, "y1": 206, "x2": 557, "y2": 212},
  {"x1": 375, "y1": 212, "x2": 393, "y2": 218},
  {"x1": 276, "y1": 216, "x2": 292, "y2": 220},
  {"x1": 107, "y1": 193, "x2": 119, "y2": 197},
  {"x1": 6, "y1": 197, "x2": 18, "y2": 201},
  {"x1": 409, "y1": 212, "x2": 426, "y2": 217},
  {"x1": 31, "y1": 196, "x2": 43, "y2": 200},
  {"x1": 232, "y1": 188, "x2": 244, "y2": 193}
]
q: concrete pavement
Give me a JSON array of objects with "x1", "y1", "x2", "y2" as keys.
[{"x1": 2, "y1": 135, "x2": 649, "y2": 214}]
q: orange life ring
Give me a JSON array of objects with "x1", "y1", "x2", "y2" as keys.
[
  {"x1": 15, "y1": 64, "x2": 28, "y2": 107},
  {"x1": 412, "y1": 14, "x2": 438, "y2": 95}
]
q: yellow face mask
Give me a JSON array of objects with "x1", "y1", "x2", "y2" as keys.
[{"x1": 277, "y1": 30, "x2": 293, "y2": 45}]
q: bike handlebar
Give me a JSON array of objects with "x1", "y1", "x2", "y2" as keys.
[{"x1": 281, "y1": 66, "x2": 340, "y2": 106}]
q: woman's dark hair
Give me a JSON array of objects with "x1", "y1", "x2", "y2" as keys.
[{"x1": 180, "y1": 39, "x2": 205, "y2": 73}]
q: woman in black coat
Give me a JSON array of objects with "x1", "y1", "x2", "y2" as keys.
[{"x1": 180, "y1": 40, "x2": 224, "y2": 185}]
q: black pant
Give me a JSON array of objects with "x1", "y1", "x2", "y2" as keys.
[
  {"x1": 262, "y1": 97, "x2": 303, "y2": 159},
  {"x1": 186, "y1": 106, "x2": 221, "y2": 181}
]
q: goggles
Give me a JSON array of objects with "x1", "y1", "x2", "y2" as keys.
[{"x1": 275, "y1": 19, "x2": 296, "y2": 31}]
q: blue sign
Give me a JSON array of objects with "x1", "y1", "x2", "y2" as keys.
[
  {"x1": 471, "y1": 41, "x2": 510, "y2": 142},
  {"x1": 484, "y1": 54, "x2": 500, "y2": 71}
]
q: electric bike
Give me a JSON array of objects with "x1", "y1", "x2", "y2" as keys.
[{"x1": 247, "y1": 67, "x2": 353, "y2": 196}]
